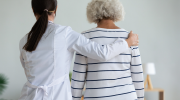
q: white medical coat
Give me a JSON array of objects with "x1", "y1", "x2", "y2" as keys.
[{"x1": 19, "y1": 21, "x2": 128, "y2": 100}]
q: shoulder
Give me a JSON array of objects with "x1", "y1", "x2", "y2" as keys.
[
  {"x1": 83, "y1": 28, "x2": 129, "y2": 34},
  {"x1": 48, "y1": 22, "x2": 65, "y2": 32},
  {"x1": 51, "y1": 23, "x2": 81, "y2": 40},
  {"x1": 118, "y1": 28, "x2": 129, "y2": 34},
  {"x1": 81, "y1": 28, "x2": 98, "y2": 38},
  {"x1": 119, "y1": 28, "x2": 130, "y2": 36},
  {"x1": 81, "y1": 28, "x2": 97, "y2": 34},
  {"x1": 51, "y1": 23, "x2": 73, "y2": 35},
  {"x1": 19, "y1": 34, "x2": 28, "y2": 46},
  {"x1": 19, "y1": 34, "x2": 28, "y2": 52},
  {"x1": 120, "y1": 28, "x2": 129, "y2": 33},
  {"x1": 82, "y1": 28, "x2": 129, "y2": 38}
]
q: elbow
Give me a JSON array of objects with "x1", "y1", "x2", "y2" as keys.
[{"x1": 99, "y1": 51, "x2": 112, "y2": 61}]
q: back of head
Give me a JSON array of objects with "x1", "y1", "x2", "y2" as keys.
[
  {"x1": 32, "y1": 0, "x2": 57, "y2": 16},
  {"x1": 23, "y1": 0, "x2": 57, "y2": 52},
  {"x1": 87, "y1": 0, "x2": 125, "y2": 23}
]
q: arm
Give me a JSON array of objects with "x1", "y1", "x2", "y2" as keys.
[
  {"x1": 19, "y1": 38, "x2": 25, "y2": 68},
  {"x1": 66, "y1": 26, "x2": 131, "y2": 61},
  {"x1": 71, "y1": 52, "x2": 87, "y2": 100},
  {"x1": 20, "y1": 54, "x2": 25, "y2": 68},
  {"x1": 130, "y1": 46, "x2": 144, "y2": 100}
]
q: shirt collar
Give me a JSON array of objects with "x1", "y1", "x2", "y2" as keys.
[{"x1": 48, "y1": 20, "x2": 53, "y2": 23}]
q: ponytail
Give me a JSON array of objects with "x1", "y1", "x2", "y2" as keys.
[
  {"x1": 23, "y1": 11, "x2": 48, "y2": 52},
  {"x1": 24, "y1": 0, "x2": 57, "y2": 52}
]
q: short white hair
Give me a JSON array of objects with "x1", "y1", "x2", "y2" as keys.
[{"x1": 86, "y1": 0, "x2": 125, "y2": 23}]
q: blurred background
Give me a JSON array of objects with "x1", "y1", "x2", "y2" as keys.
[{"x1": 0, "y1": 0, "x2": 179, "y2": 100}]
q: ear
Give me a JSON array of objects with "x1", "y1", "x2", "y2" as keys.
[
  {"x1": 55, "y1": 6, "x2": 58, "y2": 13},
  {"x1": 54, "y1": 6, "x2": 58, "y2": 15},
  {"x1": 56, "y1": 6, "x2": 58, "y2": 11}
]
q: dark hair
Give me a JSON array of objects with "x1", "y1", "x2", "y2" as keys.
[{"x1": 23, "y1": 0, "x2": 57, "y2": 52}]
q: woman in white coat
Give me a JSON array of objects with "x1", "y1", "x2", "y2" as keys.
[{"x1": 19, "y1": 0, "x2": 139, "y2": 100}]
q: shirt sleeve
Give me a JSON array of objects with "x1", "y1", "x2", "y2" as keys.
[
  {"x1": 20, "y1": 54, "x2": 25, "y2": 68},
  {"x1": 130, "y1": 46, "x2": 144, "y2": 100},
  {"x1": 66, "y1": 26, "x2": 129, "y2": 61},
  {"x1": 71, "y1": 52, "x2": 87, "y2": 100},
  {"x1": 19, "y1": 38, "x2": 25, "y2": 68}
]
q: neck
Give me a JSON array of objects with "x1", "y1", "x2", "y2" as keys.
[
  {"x1": 35, "y1": 14, "x2": 55, "y2": 22},
  {"x1": 97, "y1": 19, "x2": 120, "y2": 29},
  {"x1": 48, "y1": 15, "x2": 55, "y2": 22}
]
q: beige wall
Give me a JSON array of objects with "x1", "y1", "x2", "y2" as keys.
[{"x1": 0, "y1": 0, "x2": 179, "y2": 100}]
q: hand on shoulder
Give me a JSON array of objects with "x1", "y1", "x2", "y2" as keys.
[{"x1": 126, "y1": 31, "x2": 139, "y2": 47}]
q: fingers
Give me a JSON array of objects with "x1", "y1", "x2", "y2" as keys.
[
  {"x1": 134, "y1": 34, "x2": 139, "y2": 41},
  {"x1": 129, "y1": 31, "x2": 133, "y2": 35},
  {"x1": 136, "y1": 34, "x2": 139, "y2": 39},
  {"x1": 127, "y1": 30, "x2": 140, "y2": 46},
  {"x1": 133, "y1": 40, "x2": 139, "y2": 46},
  {"x1": 137, "y1": 40, "x2": 139, "y2": 43},
  {"x1": 128, "y1": 31, "x2": 133, "y2": 38},
  {"x1": 129, "y1": 31, "x2": 138, "y2": 39},
  {"x1": 134, "y1": 34, "x2": 138, "y2": 38}
]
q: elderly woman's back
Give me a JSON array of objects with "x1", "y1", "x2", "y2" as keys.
[{"x1": 71, "y1": 0, "x2": 144, "y2": 100}]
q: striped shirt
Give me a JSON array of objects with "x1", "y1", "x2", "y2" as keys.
[{"x1": 71, "y1": 28, "x2": 144, "y2": 100}]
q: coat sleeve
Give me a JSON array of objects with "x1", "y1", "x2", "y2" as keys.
[
  {"x1": 71, "y1": 52, "x2": 87, "y2": 100},
  {"x1": 130, "y1": 46, "x2": 144, "y2": 100},
  {"x1": 66, "y1": 26, "x2": 129, "y2": 61},
  {"x1": 19, "y1": 37, "x2": 25, "y2": 68},
  {"x1": 20, "y1": 54, "x2": 25, "y2": 68}
]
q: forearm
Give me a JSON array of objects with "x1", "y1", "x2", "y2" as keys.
[
  {"x1": 131, "y1": 47, "x2": 144, "y2": 100},
  {"x1": 20, "y1": 54, "x2": 25, "y2": 68},
  {"x1": 66, "y1": 27, "x2": 138, "y2": 62},
  {"x1": 71, "y1": 34, "x2": 128, "y2": 61},
  {"x1": 132, "y1": 73, "x2": 144, "y2": 100},
  {"x1": 71, "y1": 53, "x2": 87, "y2": 100}
]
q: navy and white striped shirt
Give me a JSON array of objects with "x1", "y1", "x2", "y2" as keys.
[{"x1": 71, "y1": 28, "x2": 144, "y2": 100}]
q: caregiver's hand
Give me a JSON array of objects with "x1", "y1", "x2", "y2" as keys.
[{"x1": 126, "y1": 31, "x2": 139, "y2": 47}]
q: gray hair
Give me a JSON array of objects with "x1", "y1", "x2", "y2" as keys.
[{"x1": 87, "y1": 0, "x2": 125, "y2": 23}]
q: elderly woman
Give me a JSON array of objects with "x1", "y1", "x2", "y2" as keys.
[{"x1": 71, "y1": 0, "x2": 144, "y2": 100}]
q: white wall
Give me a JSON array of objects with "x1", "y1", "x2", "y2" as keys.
[{"x1": 0, "y1": 0, "x2": 179, "y2": 100}]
